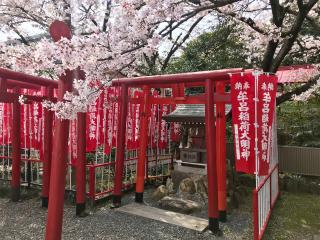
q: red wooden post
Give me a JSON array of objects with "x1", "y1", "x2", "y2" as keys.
[
  {"x1": 41, "y1": 86, "x2": 53, "y2": 208},
  {"x1": 253, "y1": 189, "x2": 259, "y2": 240},
  {"x1": 270, "y1": 172, "x2": 272, "y2": 209},
  {"x1": 112, "y1": 84, "x2": 128, "y2": 206},
  {"x1": 45, "y1": 71, "x2": 73, "y2": 240},
  {"x1": 11, "y1": 87, "x2": 21, "y2": 202},
  {"x1": 135, "y1": 86, "x2": 150, "y2": 203},
  {"x1": 76, "y1": 112, "x2": 87, "y2": 216},
  {"x1": 45, "y1": 20, "x2": 73, "y2": 240},
  {"x1": 216, "y1": 82, "x2": 227, "y2": 222},
  {"x1": 205, "y1": 79, "x2": 220, "y2": 233}
]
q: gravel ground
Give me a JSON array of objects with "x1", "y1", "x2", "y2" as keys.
[{"x1": 0, "y1": 187, "x2": 252, "y2": 240}]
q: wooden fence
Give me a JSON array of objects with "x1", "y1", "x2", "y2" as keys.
[
  {"x1": 278, "y1": 146, "x2": 320, "y2": 177},
  {"x1": 227, "y1": 143, "x2": 320, "y2": 177}
]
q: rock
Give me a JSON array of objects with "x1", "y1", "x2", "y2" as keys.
[
  {"x1": 152, "y1": 185, "x2": 168, "y2": 200},
  {"x1": 179, "y1": 178, "x2": 196, "y2": 194},
  {"x1": 159, "y1": 196, "x2": 202, "y2": 214},
  {"x1": 171, "y1": 170, "x2": 193, "y2": 188},
  {"x1": 171, "y1": 167, "x2": 206, "y2": 188},
  {"x1": 194, "y1": 176, "x2": 207, "y2": 196},
  {"x1": 201, "y1": 175, "x2": 208, "y2": 190},
  {"x1": 166, "y1": 178, "x2": 174, "y2": 194}
]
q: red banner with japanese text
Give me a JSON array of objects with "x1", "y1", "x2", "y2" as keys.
[
  {"x1": 231, "y1": 73, "x2": 256, "y2": 174},
  {"x1": 231, "y1": 72, "x2": 277, "y2": 176},
  {"x1": 103, "y1": 87, "x2": 120, "y2": 154},
  {"x1": 3, "y1": 104, "x2": 11, "y2": 145},
  {"x1": 86, "y1": 100, "x2": 98, "y2": 152},
  {"x1": 31, "y1": 102, "x2": 43, "y2": 150},
  {"x1": 257, "y1": 74, "x2": 277, "y2": 175},
  {"x1": 0, "y1": 103, "x2": 5, "y2": 145},
  {"x1": 149, "y1": 90, "x2": 159, "y2": 148},
  {"x1": 98, "y1": 91, "x2": 105, "y2": 147},
  {"x1": 104, "y1": 88, "x2": 114, "y2": 155},
  {"x1": 132, "y1": 90, "x2": 142, "y2": 149},
  {"x1": 0, "y1": 86, "x2": 176, "y2": 162},
  {"x1": 112, "y1": 88, "x2": 120, "y2": 147},
  {"x1": 159, "y1": 104, "x2": 169, "y2": 149},
  {"x1": 70, "y1": 119, "x2": 77, "y2": 165},
  {"x1": 126, "y1": 97, "x2": 134, "y2": 150}
]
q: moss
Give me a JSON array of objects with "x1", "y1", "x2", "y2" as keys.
[
  {"x1": 0, "y1": 181, "x2": 40, "y2": 200},
  {"x1": 263, "y1": 191, "x2": 320, "y2": 240},
  {"x1": 0, "y1": 186, "x2": 10, "y2": 198}
]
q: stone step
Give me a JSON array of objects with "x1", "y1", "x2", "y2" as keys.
[{"x1": 115, "y1": 202, "x2": 208, "y2": 232}]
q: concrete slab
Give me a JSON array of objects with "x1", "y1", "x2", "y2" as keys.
[{"x1": 116, "y1": 202, "x2": 208, "y2": 232}]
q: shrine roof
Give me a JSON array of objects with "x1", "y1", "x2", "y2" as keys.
[
  {"x1": 277, "y1": 64, "x2": 319, "y2": 83},
  {"x1": 163, "y1": 104, "x2": 231, "y2": 124}
]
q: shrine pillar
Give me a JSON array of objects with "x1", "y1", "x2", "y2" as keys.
[
  {"x1": 216, "y1": 81, "x2": 227, "y2": 222},
  {"x1": 112, "y1": 84, "x2": 128, "y2": 206},
  {"x1": 135, "y1": 86, "x2": 150, "y2": 203},
  {"x1": 205, "y1": 79, "x2": 220, "y2": 233}
]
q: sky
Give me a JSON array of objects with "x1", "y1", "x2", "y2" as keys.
[{"x1": 0, "y1": 23, "x2": 43, "y2": 42}]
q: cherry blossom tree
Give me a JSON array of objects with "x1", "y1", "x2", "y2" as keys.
[{"x1": 0, "y1": 0, "x2": 319, "y2": 118}]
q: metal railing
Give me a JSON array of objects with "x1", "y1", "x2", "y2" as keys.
[
  {"x1": 253, "y1": 164, "x2": 280, "y2": 240},
  {"x1": 87, "y1": 149, "x2": 172, "y2": 201}
]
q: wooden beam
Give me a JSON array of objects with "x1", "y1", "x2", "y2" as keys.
[{"x1": 131, "y1": 93, "x2": 231, "y2": 105}]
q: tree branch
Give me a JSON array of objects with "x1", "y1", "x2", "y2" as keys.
[
  {"x1": 159, "y1": 0, "x2": 241, "y2": 37},
  {"x1": 286, "y1": 7, "x2": 320, "y2": 32},
  {"x1": 269, "y1": 0, "x2": 319, "y2": 72},
  {"x1": 270, "y1": 0, "x2": 286, "y2": 27},
  {"x1": 262, "y1": 40, "x2": 278, "y2": 72},
  {"x1": 9, "y1": 25, "x2": 30, "y2": 46},
  {"x1": 216, "y1": 8, "x2": 267, "y2": 34},
  {"x1": 276, "y1": 73, "x2": 320, "y2": 105},
  {"x1": 161, "y1": 17, "x2": 204, "y2": 71},
  {"x1": 102, "y1": 0, "x2": 112, "y2": 32}
]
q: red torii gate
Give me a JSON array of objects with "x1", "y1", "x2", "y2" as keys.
[
  {"x1": 0, "y1": 68, "x2": 57, "y2": 204},
  {"x1": 110, "y1": 68, "x2": 244, "y2": 233},
  {"x1": 0, "y1": 21, "x2": 91, "y2": 240},
  {"x1": 0, "y1": 66, "x2": 234, "y2": 236}
]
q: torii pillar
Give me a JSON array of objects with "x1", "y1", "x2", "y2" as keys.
[
  {"x1": 112, "y1": 84, "x2": 129, "y2": 206},
  {"x1": 45, "y1": 20, "x2": 73, "y2": 240},
  {"x1": 205, "y1": 79, "x2": 220, "y2": 233},
  {"x1": 135, "y1": 86, "x2": 150, "y2": 203},
  {"x1": 216, "y1": 81, "x2": 227, "y2": 222},
  {"x1": 41, "y1": 86, "x2": 53, "y2": 207},
  {"x1": 11, "y1": 87, "x2": 21, "y2": 202}
]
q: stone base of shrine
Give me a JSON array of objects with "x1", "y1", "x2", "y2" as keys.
[{"x1": 172, "y1": 163, "x2": 206, "y2": 188}]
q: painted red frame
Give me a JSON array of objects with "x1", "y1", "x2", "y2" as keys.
[{"x1": 253, "y1": 163, "x2": 280, "y2": 240}]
